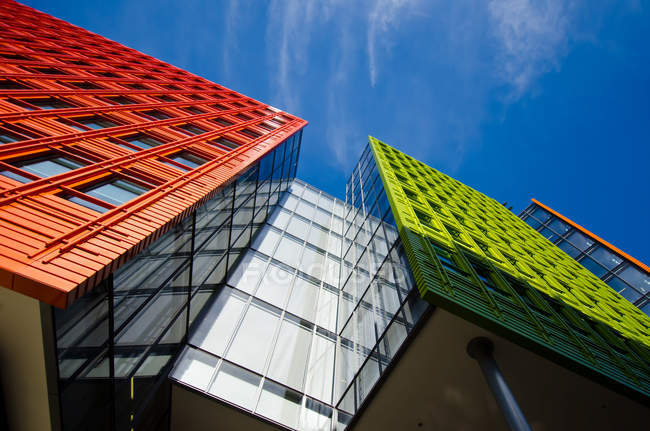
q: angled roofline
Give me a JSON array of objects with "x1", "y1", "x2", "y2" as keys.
[{"x1": 531, "y1": 199, "x2": 650, "y2": 274}]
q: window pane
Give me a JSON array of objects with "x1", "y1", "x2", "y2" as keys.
[
  {"x1": 589, "y1": 246, "x2": 623, "y2": 270},
  {"x1": 18, "y1": 156, "x2": 84, "y2": 178},
  {"x1": 255, "y1": 380, "x2": 302, "y2": 429},
  {"x1": 208, "y1": 361, "x2": 261, "y2": 411},
  {"x1": 286, "y1": 215, "x2": 309, "y2": 239},
  {"x1": 171, "y1": 347, "x2": 218, "y2": 391},
  {"x1": 267, "y1": 317, "x2": 312, "y2": 390},
  {"x1": 531, "y1": 207, "x2": 551, "y2": 223},
  {"x1": 578, "y1": 256, "x2": 607, "y2": 278},
  {"x1": 170, "y1": 151, "x2": 207, "y2": 169},
  {"x1": 295, "y1": 200, "x2": 316, "y2": 219},
  {"x1": 275, "y1": 236, "x2": 303, "y2": 267},
  {"x1": 567, "y1": 231, "x2": 594, "y2": 251},
  {"x1": 85, "y1": 179, "x2": 148, "y2": 206},
  {"x1": 286, "y1": 275, "x2": 319, "y2": 321},
  {"x1": 255, "y1": 262, "x2": 293, "y2": 308},
  {"x1": 251, "y1": 225, "x2": 281, "y2": 257},
  {"x1": 548, "y1": 218, "x2": 570, "y2": 235},
  {"x1": 300, "y1": 247, "x2": 325, "y2": 279},
  {"x1": 618, "y1": 266, "x2": 650, "y2": 294},
  {"x1": 226, "y1": 300, "x2": 280, "y2": 373},
  {"x1": 308, "y1": 225, "x2": 329, "y2": 250},
  {"x1": 304, "y1": 331, "x2": 335, "y2": 403},
  {"x1": 190, "y1": 287, "x2": 248, "y2": 356},
  {"x1": 226, "y1": 251, "x2": 266, "y2": 294},
  {"x1": 123, "y1": 134, "x2": 165, "y2": 149},
  {"x1": 557, "y1": 239, "x2": 580, "y2": 258},
  {"x1": 315, "y1": 287, "x2": 338, "y2": 333},
  {"x1": 607, "y1": 276, "x2": 641, "y2": 303}
]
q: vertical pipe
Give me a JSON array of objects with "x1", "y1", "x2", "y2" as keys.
[{"x1": 467, "y1": 337, "x2": 532, "y2": 431}]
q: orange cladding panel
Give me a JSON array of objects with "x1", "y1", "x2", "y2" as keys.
[{"x1": 0, "y1": 0, "x2": 307, "y2": 307}]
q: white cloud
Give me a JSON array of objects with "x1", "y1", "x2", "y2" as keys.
[
  {"x1": 487, "y1": 0, "x2": 574, "y2": 99},
  {"x1": 367, "y1": 0, "x2": 421, "y2": 86}
]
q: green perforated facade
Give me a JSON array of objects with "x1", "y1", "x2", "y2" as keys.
[{"x1": 368, "y1": 136, "x2": 650, "y2": 403}]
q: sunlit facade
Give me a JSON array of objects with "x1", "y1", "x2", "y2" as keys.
[
  {"x1": 520, "y1": 200, "x2": 650, "y2": 315},
  {"x1": 1, "y1": 2, "x2": 650, "y2": 431}
]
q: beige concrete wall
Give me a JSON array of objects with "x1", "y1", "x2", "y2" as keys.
[{"x1": 0, "y1": 288, "x2": 59, "y2": 431}]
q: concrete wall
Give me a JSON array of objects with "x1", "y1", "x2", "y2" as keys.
[{"x1": 0, "y1": 288, "x2": 59, "y2": 431}]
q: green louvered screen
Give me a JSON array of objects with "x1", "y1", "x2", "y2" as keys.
[{"x1": 368, "y1": 136, "x2": 650, "y2": 403}]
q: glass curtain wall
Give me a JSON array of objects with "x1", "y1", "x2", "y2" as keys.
[
  {"x1": 170, "y1": 144, "x2": 430, "y2": 431},
  {"x1": 171, "y1": 179, "x2": 347, "y2": 430},
  {"x1": 336, "y1": 144, "x2": 430, "y2": 419},
  {"x1": 520, "y1": 203, "x2": 650, "y2": 314},
  {"x1": 53, "y1": 130, "x2": 302, "y2": 431}
]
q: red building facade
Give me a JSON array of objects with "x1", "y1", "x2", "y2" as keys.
[
  {"x1": 0, "y1": 0, "x2": 306, "y2": 308},
  {"x1": 0, "y1": 2, "x2": 306, "y2": 430}
]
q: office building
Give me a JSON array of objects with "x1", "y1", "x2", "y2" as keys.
[
  {"x1": 520, "y1": 200, "x2": 650, "y2": 314},
  {"x1": 0, "y1": 2, "x2": 649, "y2": 431},
  {"x1": 0, "y1": 1, "x2": 305, "y2": 430}
]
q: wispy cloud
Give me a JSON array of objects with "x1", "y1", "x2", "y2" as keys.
[
  {"x1": 487, "y1": 0, "x2": 574, "y2": 99},
  {"x1": 367, "y1": 0, "x2": 421, "y2": 87}
]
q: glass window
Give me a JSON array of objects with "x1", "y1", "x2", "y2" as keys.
[
  {"x1": 567, "y1": 231, "x2": 594, "y2": 251},
  {"x1": 296, "y1": 200, "x2": 317, "y2": 219},
  {"x1": 105, "y1": 96, "x2": 136, "y2": 105},
  {"x1": 139, "y1": 109, "x2": 171, "y2": 120},
  {"x1": 302, "y1": 187, "x2": 320, "y2": 205},
  {"x1": 304, "y1": 331, "x2": 335, "y2": 403},
  {"x1": 531, "y1": 207, "x2": 551, "y2": 223},
  {"x1": 251, "y1": 225, "x2": 281, "y2": 257},
  {"x1": 557, "y1": 239, "x2": 580, "y2": 258},
  {"x1": 77, "y1": 178, "x2": 149, "y2": 209},
  {"x1": 280, "y1": 193, "x2": 299, "y2": 211},
  {"x1": 314, "y1": 208, "x2": 331, "y2": 229},
  {"x1": 212, "y1": 137, "x2": 240, "y2": 150},
  {"x1": 324, "y1": 256, "x2": 340, "y2": 288},
  {"x1": 6, "y1": 155, "x2": 84, "y2": 181},
  {"x1": 74, "y1": 115, "x2": 118, "y2": 129},
  {"x1": 286, "y1": 215, "x2": 310, "y2": 239},
  {"x1": 300, "y1": 246, "x2": 325, "y2": 279},
  {"x1": 168, "y1": 151, "x2": 208, "y2": 170},
  {"x1": 208, "y1": 361, "x2": 261, "y2": 411},
  {"x1": 121, "y1": 133, "x2": 165, "y2": 150},
  {"x1": 589, "y1": 246, "x2": 623, "y2": 270},
  {"x1": 607, "y1": 277, "x2": 642, "y2": 303},
  {"x1": 331, "y1": 216, "x2": 344, "y2": 235},
  {"x1": 255, "y1": 380, "x2": 302, "y2": 429},
  {"x1": 286, "y1": 275, "x2": 319, "y2": 321},
  {"x1": 190, "y1": 288, "x2": 248, "y2": 356},
  {"x1": 227, "y1": 251, "x2": 267, "y2": 294},
  {"x1": 22, "y1": 97, "x2": 73, "y2": 110},
  {"x1": 274, "y1": 235, "x2": 303, "y2": 268},
  {"x1": 267, "y1": 317, "x2": 312, "y2": 390},
  {"x1": 618, "y1": 266, "x2": 650, "y2": 294},
  {"x1": 308, "y1": 224, "x2": 329, "y2": 250},
  {"x1": 316, "y1": 287, "x2": 338, "y2": 333},
  {"x1": 319, "y1": 196, "x2": 334, "y2": 212},
  {"x1": 255, "y1": 262, "x2": 293, "y2": 308},
  {"x1": 177, "y1": 123, "x2": 207, "y2": 136},
  {"x1": 268, "y1": 208, "x2": 291, "y2": 230},
  {"x1": 171, "y1": 347, "x2": 218, "y2": 391},
  {"x1": 226, "y1": 300, "x2": 281, "y2": 373},
  {"x1": 578, "y1": 256, "x2": 608, "y2": 278},
  {"x1": 299, "y1": 399, "x2": 332, "y2": 431},
  {"x1": 0, "y1": 130, "x2": 27, "y2": 144},
  {"x1": 548, "y1": 218, "x2": 570, "y2": 236},
  {"x1": 328, "y1": 234, "x2": 342, "y2": 258}
]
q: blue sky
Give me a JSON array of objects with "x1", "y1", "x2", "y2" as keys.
[{"x1": 24, "y1": 0, "x2": 650, "y2": 264}]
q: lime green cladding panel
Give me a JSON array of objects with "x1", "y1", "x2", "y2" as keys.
[{"x1": 368, "y1": 136, "x2": 650, "y2": 402}]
